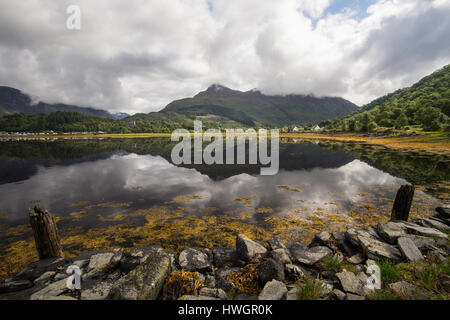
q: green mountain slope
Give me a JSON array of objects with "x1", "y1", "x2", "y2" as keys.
[
  {"x1": 337, "y1": 64, "x2": 450, "y2": 131},
  {"x1": 160, "y1": 84, "x2": 357, "y2": 126}
]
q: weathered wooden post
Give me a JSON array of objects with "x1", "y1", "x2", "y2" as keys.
[
  {"x1": 391, "y1": 185, "x2": 415, "y2": 221},
  {"x1": 29, "y1": 206, "x2": 63, "y2": 259}
]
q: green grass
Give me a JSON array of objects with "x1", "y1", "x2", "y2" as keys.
[
  {"x1": 318, "y1": 256, "x2": 358, "y2": 274},
  {"x1": 378, "y1": 260, "x2": 402, "y2": 284},
  {"x1": 296, "y1": 277, "x2": 326, "y2": 300},
  {"x1": 370, "y1": 289, "x2": 398, "y2": 300}
]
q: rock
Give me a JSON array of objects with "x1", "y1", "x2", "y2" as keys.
[
  {"x1": 204, "y1": 275, "x2": 216, "y2": 288},
  {"x1": 345, "y1": 293, "x2": 365, "y2": 300},
  {"x1": 87, "y1": 249, "x2": 123, "y2": 277},
  {"x1": 271, "y1": 248, "x2": 292, "y2": 265},
  {"x1": 310, "y1": 231, "x2": 331, "y2": 247},
  {"x1": 215, "y1": 268, "x2": 239, "y2": 292},
  {"x1": 419, "y1": 218, "x2": 450, "y2": 231},
  {"x1": 403, "y1": 222, "x2": 448, "y2": 239},
  {"x1": 33, "y1": 271, "x2": 56, "y2": 286},
  {"x1": 268, "y1": 237, "x2": 289, "y2": 251},
  {"x1": 347, "y1": 253, "x2": 365, "y2": 265},
  {"x1": 72, "y1": 259, "x2": 89, "y2": 269},
  {"x1": 404, "y1": 235, "x2": 436, "y2": 252},
  {"x1": 120, "y1": 246, "x2": 164, "y2": 273},
  {"x1": 291, "y1": 245, "x2": 332, "y2": 266},
  {"x1": 377, "y1": 222, "x2": 407, "y2": 244},
  {"x1": 179, "y1": 248, "x2": 213, "y2": 272},
  {"x1": 436, "y1": 206, "x2": 450, "y2": 219},
  {"x1": 346, "y1": 228, "x2": 402, "y2": 263},
  {"x1": 14, "y1": 257, "x2": 68, "y2": 281},
  {"x1": 0, "y1": 279, "x2": 33, "y2": 293},
  {"x1": 431, "y1": 215, "x2": 450, "y2": 227},
  {"x1": 258, "y1": 280, "x2": 287, "y2": 300},
  {"x1": 389, "y1": 281, "x2": 426, "y2": 299},
  {"x1": 30, "y1": 279, "x2": 70, "y2": 300},
  {"x1": 81, "y1": 281, "x2": 114, "y2": 300},
  {"x1": 236, "y1": 234, "x2": 267, "y2": 262},
  {"x1": 286, "y1": 288, "x2": 299, "y2": 300},
  {"x1": 336, "y1": 270, "x2": 364, "y2": 295},
  {"x1": 285, "y1": 264, "x2": 305, "y2": 281},
  {"x1": 332, "y1": 232, "x2": 346, "y2": 241},
  {"x1": 53, "y1": 273, "x2": 68, "y2": 281},
  {"x1": 338, "y1": 238, "x2": 360, "y2": 257},
  {"x1": 437, "y1": 275, "x2": 450, "y2": 293},
  {"x1": 198, "y1": 288, "x2": 227, "y2": 300},
  {"x1": 397, "y1": 237, "x2": 424, "y2": 262},
  {"x1": 179, "y1": 295, "x2": 219, "y2": 300},
  {"x1": 330, "y1": 289, "x2": 346, "y2": 300},
  {"x1": 257, "y1": 258, "x2": 285, "y2": 285},
  {"x1": 213, "y1": 247, "x2": 243, "y2": 268},
  {"x1": 108, "y1": 252, "x2": 171, "y2": 300}
]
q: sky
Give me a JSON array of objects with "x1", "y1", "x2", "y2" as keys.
[{"x1": 0, "y1": 0, "x2": 449, "y2": 115}]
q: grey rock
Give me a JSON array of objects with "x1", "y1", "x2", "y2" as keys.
[
  {"x1": 389, "y1": 281, "x2": 426, "y2": 299},
  {"x1": 346, "y1": 228, "x2": 402, "y2": 262},
  {"x1": 268, "y1": 237, "x2": 289, "y2": 251},
  {"x1": 72, "y1": 259, "x2": 89, "y2": 269},
  {"x1": 286, "y1": 288, "x2": 299, "y2": 300},
  {"x1": 199, "y1": 287, "x2": 227, "y2": 300},
  {"x1": 271, "y1": 248, "x2": 292, "y2": 265},
  {"x1": 397, "y1": 237, "x2": 424, "y2": 262},
  {"x1": 419, "y1": 218, "x2": 450, "y2": 231},
  {"x1": 437, "y1": 275, "x2": 450, "y2": 293},
  {"x1": 235, "y1": 293, "x2": 258, "y2": 300},
  {"x1": 330, "y1": 289, "x2": 346, "y2": 300},
  {"x1": 258, "y1": 280, "x2": 288, "y2": 300},
  {"x1": 30, "y1": 279, "x2": 70, "y2": 300},
  {"x1": 403, "y1": 222, "x2": 448, "y2": 239},
  {"x1": 108, "y1": 251, "x2": 171, "y2": 300},
  {"x1": 310, "y1": 231, "x2": 331, "y2": 247},
  {"x1": 332, "y1": 232, "x2": 346, "y2": 241},
  {"x1": 376, "y1": 221, "x2": 407, "y2": 244},
  {"x1": 404, "y1": 234, "x2": 436, "y2": 251},
  {"x1": 347, "y1": 253, "x2": 365, "y2": 265},
  {"x1": 213, "y1": 247, "x2": 243, "y2": 268},
  {"x1": 436, "y1": 206, "x2": 450, "y2": 219},
  {"x1": 33, "y1": 271, "x2": 56, "y2": 286},
  {"x1": 236, "y1": 234, "x2": 267, "y2": 262},
  {"x1": 0, "y1": 279, "x2": 33, "y2": 293},
  {"x1": 179, "y1": 247, "x2": 213, "y2": 272},
  {"x1": 87, "y1": 249, "x2": 123, "y2": 277},
  {"x1": 285, "y1": 264, "x2": 305, "y2": 281},
  {"x1": 338, "y1": 238, "x2": 360, "y2": 257},
  {"x1": 81, "y1": 281, "x2": 114, "y2": 300},
  {"x1": 336, "y1": 270, "x2": 364, "y2": 295},
  {"x1": 257, "y1": 258, "x2": 285, "y2": 285},
  {"x1": 215, "y1": 267, "x2": 239, "y2": 292},
  {"x1": 14, "y1": 257, "x2": 67, "y2": 282},
  {"x1": 291, "y1": 245, "x2": 332, "y2": 266},
  {"x1": 53, "y1": 273, "x2": 68, "y2": 281}
]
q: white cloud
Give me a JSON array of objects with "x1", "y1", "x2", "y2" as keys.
[{"x1": 0, "y1": 0, "x2": 448, "y2": 114}]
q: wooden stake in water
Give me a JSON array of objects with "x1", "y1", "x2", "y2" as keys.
[
  {"x1": 391, "y1": 185, "x2": 415, "y2": 221},
  {"x1": 29, "y1": 206, "x2": 63, "y2": 259}
]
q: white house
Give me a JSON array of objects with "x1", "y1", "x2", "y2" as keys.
[{"x1": 312, "y1": 125, "x2": 322, "y2": 131}]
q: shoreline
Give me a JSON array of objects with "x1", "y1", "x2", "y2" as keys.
[{"x1": 1, "y1": 206, "x2": 448, "y2": 300}]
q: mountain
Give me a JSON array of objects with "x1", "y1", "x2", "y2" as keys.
[
  {"x1": 338, "y1": 64, "x2": 450, "y2": 131},
  {"x1": 159, "y1": 84, "x2": 358, "y2": 126},
  {"x1": 0, "y1": 86, "x2": 129, "y2": 119}
]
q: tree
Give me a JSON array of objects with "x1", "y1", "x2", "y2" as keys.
[
  {"x1": 395, "y1": 111, "x2": 408, "y2": 129},
  {"x1": 414, "y1": 107, "x2": 443, "y2": 131}
]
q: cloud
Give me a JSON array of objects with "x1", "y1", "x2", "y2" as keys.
[{"x1": 0, "y1": 0, "x2": 448, "y2": 114}]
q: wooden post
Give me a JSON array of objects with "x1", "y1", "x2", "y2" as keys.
[
  {"x1": 29, "y1": 206, "x2": 63, "y2": 259},
  {"x1": 391, "y1": 185, "x2": 415, "y2": 221}
]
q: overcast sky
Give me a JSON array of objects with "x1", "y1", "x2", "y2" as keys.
[{"x1": 0, "y1": 0, "x2": 449, "y2": 114}]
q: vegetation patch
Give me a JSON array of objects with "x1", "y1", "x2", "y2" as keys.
[
  {"x1": 162, "y1": 270, "x2": 205, "y2": 300},
  {"x1": 227, "y1": 264, "x2": 261, "y2": 294},
  {"x1": 296, "y1": 277, "x2": 326, "y2": 300}
]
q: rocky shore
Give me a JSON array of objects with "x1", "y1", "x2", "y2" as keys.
[{"x1": 1, "y1": 207, "x2": 449, "y2": 300}]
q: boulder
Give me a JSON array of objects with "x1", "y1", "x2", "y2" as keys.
[
  {"x1": 258, "y1": 280, "x2": 287, "y2": 300},
  {"x1": 33, "y1": 271, "x2": 56, "y2": 286},
  {"x1": 286, "y1": 288, "x2": 299, "y2": 300},
  {"x1": 213, "y1": 247, "x2": 243, "y2": 268},
  {"x1": 198, "y1": 287, "x2": 227, "y2": 300},
  {"x1": 310, "y1": 231, "x2": 331, "y2": 247},
  {"x1": 377, "y1": 222, "x2": 407, "y2": 244},
  {"x1": 389, "y1": 281, "x2": 426, "y2": 299},
  {"x1": 403, "y1": 222, "x2": 448, "y2": 239},
  {"x1": 404, "y1": 235, "x2": 436, "y2": 252},
  {"x1": 290, "y1": 245, "x2": 332, "y2": 266},
  {"x1": 397, "y1": 237, "x2": 424, "y2": 262},
  {"x1": 81, "y1": 281, "x2": 114, "y2": 300},
  {"x1": 336, "y1": 270, "x2": 364, "y2": 295},
  {"x1": 108, "y1": 252, "x2": 171, "y2": 300},
  {"x1": 215, "y1": 267, "x2": 239, "y2": 292},
  {"x1": 13, "y1": 257, "x2": 68, "y2": 282},
  {"x1": 30, "y1": 279, "x2": 70, "y2": 300},
  {"x1": 236, "y1": 234, "x2": 267, "y2": 262},
  {"x1": 268, "y1": 237, "x2": 289, "y2": 251},
  {"x1": 330, "y1": 289, "x2": 346, "y2": 300},
  {"x1": 284, "y1": 264, "x2": 305, "y2": 281},
  {"x1": 270, "y1": 248, "x2": 292, "y2": 265},
  {"x1": 419, "y1": 218, "x2": 450, "y2": 231},
  {"x1": 179, "y1": 247, "x2": 213, "y2": 272},
  {"x1": 347, "y1": 253, "x2": 365, "y2": 265},
  {"x1": 257, "y1": 258, "x2": 285, "y2": 285},
  {"x1": 87, "y1": 249, "x2": 123, "y2": 277},
  {"x1": 346, "y1": 228, "x2": 402, "y2": 263},
  {"x1": 0, "y1": 279, "x2": 33, "y2": 293}
]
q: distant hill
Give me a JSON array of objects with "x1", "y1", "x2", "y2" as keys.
[
  {"x1": 158, "y1": 84, "x2": 358, "y2": 127},
  {"x1": 0, "y1": 86, "x2": 129, "y2": 119},
  {"x1": 336, "y1": 64, "x2": 450, "y2": 131}
]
